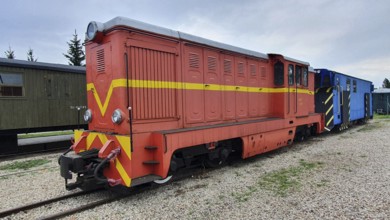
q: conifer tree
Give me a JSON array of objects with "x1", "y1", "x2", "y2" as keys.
[
  {"x1": 27, "y1": 48, "x2": 38, "y2": 62},
  {"x1": 383, "y1": 78, "x2": 390, "y2": 88},
  {"x1": 63, "y1": 30, "x2": 85, "y2": 66},
  {"x1": 5, "y1": 46, "x2": 15, "y2": 59}
]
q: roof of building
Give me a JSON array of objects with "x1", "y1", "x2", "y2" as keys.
[
  {"x1": 373, "y1": 88, "x2": 390, "y2": 94},
  {"x1": 0, "y1": 58, "x2": 85, "y2": 74}
]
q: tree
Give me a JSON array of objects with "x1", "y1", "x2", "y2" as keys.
[
  {"x1": 27, "y1": 48, "x2": 38, "y2": 62},
  {"x1": 63, "y1": 30, "x2": 85, "y2": 66},
  {"x1": 5, "y1": 46, "x2": 15, "y2": 59},
  {"x1": 383, "y1": 78, "x2": 390, "y2": 88}
]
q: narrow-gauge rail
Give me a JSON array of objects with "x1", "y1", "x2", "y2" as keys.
[
  {"x1": 0, "y1": 190, "x2": 97, "y2": 218},
  {"x1": 0, "y1": 142, "x2": 69, "y2": 160}
]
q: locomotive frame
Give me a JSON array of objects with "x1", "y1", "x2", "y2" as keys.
[{"x1": 62, "y1": 17, "x2": 377, "y2": 191}]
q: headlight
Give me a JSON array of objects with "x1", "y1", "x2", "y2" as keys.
[
  {"x1": 111, "y1": 109, "x2": 123, "y2": 124},
  {"x1": 83, "y1": 109, "x2": 92, "y2": 123},
  {"x1": 86, "y1": 21, "x2": 104, "y2": 42}
]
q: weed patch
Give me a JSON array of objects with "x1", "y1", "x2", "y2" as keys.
[
  {"x1": 0, "y1": 159, "x2": 50, "y2": 170},
  {"x1": 357, "y1": 122, "x2": 383, "y2": 132},
  {"x1": 232, "y1": 159, "x2": 324, "y2": 201}
]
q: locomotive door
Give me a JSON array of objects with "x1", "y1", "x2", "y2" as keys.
[
  {"x1": 204, "y1": 50, "x2": 222, "y2": 122},
  {"x1": 341, "y1": 90, "x2": 350, "y2": 128},
  {"x1": 287, "y1": 64, "x2": 296, "y2": 117},
  {"x1": 126, "y1": 39, "x2": 178, "y2": 122},
  {"x1": 89, "y1": 43, "x2": 115, "y2": 130}
]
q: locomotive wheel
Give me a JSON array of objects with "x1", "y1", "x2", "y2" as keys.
[
  {"x1": 153, "y1": 175, "x2": 173, "y2": 184},
  {"x1": 204, "y1": 147, "x2": 231, "y2": 168}
]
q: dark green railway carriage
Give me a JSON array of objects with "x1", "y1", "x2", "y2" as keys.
[{"x1": 0, "y1": 58, "x2": 87, "y2": 153}]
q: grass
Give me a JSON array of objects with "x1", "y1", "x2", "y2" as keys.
[
  {"x1": 18, "y1": 130, "x2": 73, "y2": 139},
  {"x1": 373, "y1": 113, "x2": 390, "y2": 119},
  {"x1": 357, "y1": 121, "x2": 383, "y2": 132},
  {"x1": 233, "y1": 159, "x2": 324, "y2": 201},
  {"x1": 0, "y1": 159, "x2": 51, "y2": 170}
]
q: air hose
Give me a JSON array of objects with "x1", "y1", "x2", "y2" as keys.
[{"x1": 93, "y1": 148, "x2": 121, "y2": 184}]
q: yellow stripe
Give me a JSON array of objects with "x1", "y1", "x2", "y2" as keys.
[
  {"x1": 326, "y1": 115, "x2": 334, "y2": 127},
  {"x1": 74, "y1": 130, "x2": 83, "y2": 142},
  {"x1": 115, "y1": 158, "x2": 131, "y2": 187},
  {"x1": 326, "y1": 87, "x2": 332, "y2": 93},
  {"x1": 324, "y1": 93, "x2": 333, "y2": 105},
  {"x1": 116, "y1": 135, "x2": 131, "y2": 160},
  {"x1": 87, "y1": 79, "x2": 315, "y2": 116},
  {"x1": 326, "y1": 104, "x2": 333, "y2": 115}
]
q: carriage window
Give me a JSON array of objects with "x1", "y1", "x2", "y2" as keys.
[
  {"x1": 288, "y1": 64, "x2": 294, "y2": 85},
  {"x1": 303, "y1": 67, "x2": 308, "y2": 87},
  {"x1": 346, "y1": 79, "x2": 351, "y2": 91},
  {"x1": 295, "y1": 66, "x2": 302, "y2": 85},
  {"x1": 353, "y1": 80, "x2": 357, "y2": 93},
  {"x1": 0, "y1": 73, "x2": 24, "y2": 97},
  {"x1": 274, "y1": 61, "x2": 284, "y2": 86}
]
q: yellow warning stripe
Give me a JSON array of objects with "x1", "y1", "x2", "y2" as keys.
[
  {"x1": 73, "y1": 130, "x2": 132, "y2": 187},
  {"x1": 326, "y1": 115, "x2": 334, "y2": 127},
  {"x1": 87, "y1": 79, "x2": 315, "y2": 116},
  {"x1": 326, "y1": 87, "x2": 332, "y2": 93},
  {"x1": 326, "y1": 104, "x2": 333, "y2": 115},
  {"x1": 324, "y1": 93, "x2": 333, "y2": 105},
  {"x1": 115, "y1": 158, "x2": 131, "y2": 187}
]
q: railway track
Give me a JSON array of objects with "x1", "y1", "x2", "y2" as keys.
[
  {"x1": 0, "y1": 190, "x2": 101, "y2": 219},
  {"x1": 0, "y1": 145, "x2": 68, "y2": 161},
  {"x1": 0, "y1": 166, "x2": 213, "y2": 219}
]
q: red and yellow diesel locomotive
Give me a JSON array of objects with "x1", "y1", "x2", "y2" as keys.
[{"x1": 59, "y1": 17, "x2": 324, "y2": 190}]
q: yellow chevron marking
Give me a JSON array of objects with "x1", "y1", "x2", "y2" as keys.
[
  {"x1": 82, "y1": 132, "x2": 109, "y2": 150},
  {"x1": 116, "y1": 135, "x2": 131, "y2": 160},
  {"x1": 74, "y1": 130, "x2": 83, "y2": 142},
  {"x1": 324, "y1": 93, "x2": 333, "y2": 105},
  {"x1": 115, "y1": 158, "x2": 131, "y2": 187},
  {"x1": 87, "y1": 79, "x2": 127, "y2": 116},
  {"x1": 326, "y1": 87, "x2": 332, "y2": 93},
  {"x1": 87, "y1": 79, "x2": 315, "y2": 116},
  {"x1": 326, "y1": 115, "x2": 334, "y2": 127},
  {"x1": 326, "y1": 104, "x2": 333, "y2": 115}
]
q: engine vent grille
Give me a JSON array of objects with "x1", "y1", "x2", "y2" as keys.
[
  {"x1": 260, "y1": 66, "x2": 266, "y2": 78},
  {"x1": 224, "y1": 59, "x2": 232, "y2": 73},
  {"x1": 250, "y1": 64, "x2": 256, "y2": 75},
  {"x1": 238, "y1": 62, "x2": 244, "y2": 74},
  {"x1": 189, "y1": 53, "x2": 200, "y2": 68},
  {"x1": 96, "y1": 49, "x2": 105, "y2": 73},
  {"x1": 208, "y1": 56, "x2": 217, "y2": 71}
]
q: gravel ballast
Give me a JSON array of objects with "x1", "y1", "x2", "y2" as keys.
[{"x1": 0, "y1": 119, "x2": 389, "y2": 219}]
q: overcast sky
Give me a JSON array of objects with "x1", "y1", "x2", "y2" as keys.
[{"x1": 1, "y1": 0, "x2": 389, "y2": 88}]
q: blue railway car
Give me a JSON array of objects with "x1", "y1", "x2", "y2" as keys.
[{"x1": 314, "y1": 69, "x2": 373, "y2": 131}]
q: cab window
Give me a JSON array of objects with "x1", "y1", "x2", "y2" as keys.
[
  {"x1": 302, "y1": 67, "x2": 308, "y2": 87},
  {"x1": 274, "y1": 61, "x2": 284, "y2": 86},
  {"x1": 295, "y1": 66, "x2": 302, "y2": 85},
  {"x1": 288, "y1": 64, "x2": 294, "y2": 86},
  {"x1": 346, "y1": 79, "x2": 351, "y2": 91}
]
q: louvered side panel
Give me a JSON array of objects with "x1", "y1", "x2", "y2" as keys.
[{"x1": 129, "y1": 46, "x2": 176, "y2": 120}]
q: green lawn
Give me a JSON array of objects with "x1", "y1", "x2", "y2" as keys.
[{"x1": 18, "y1": 130, "x2": 74, "y2": 139}]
